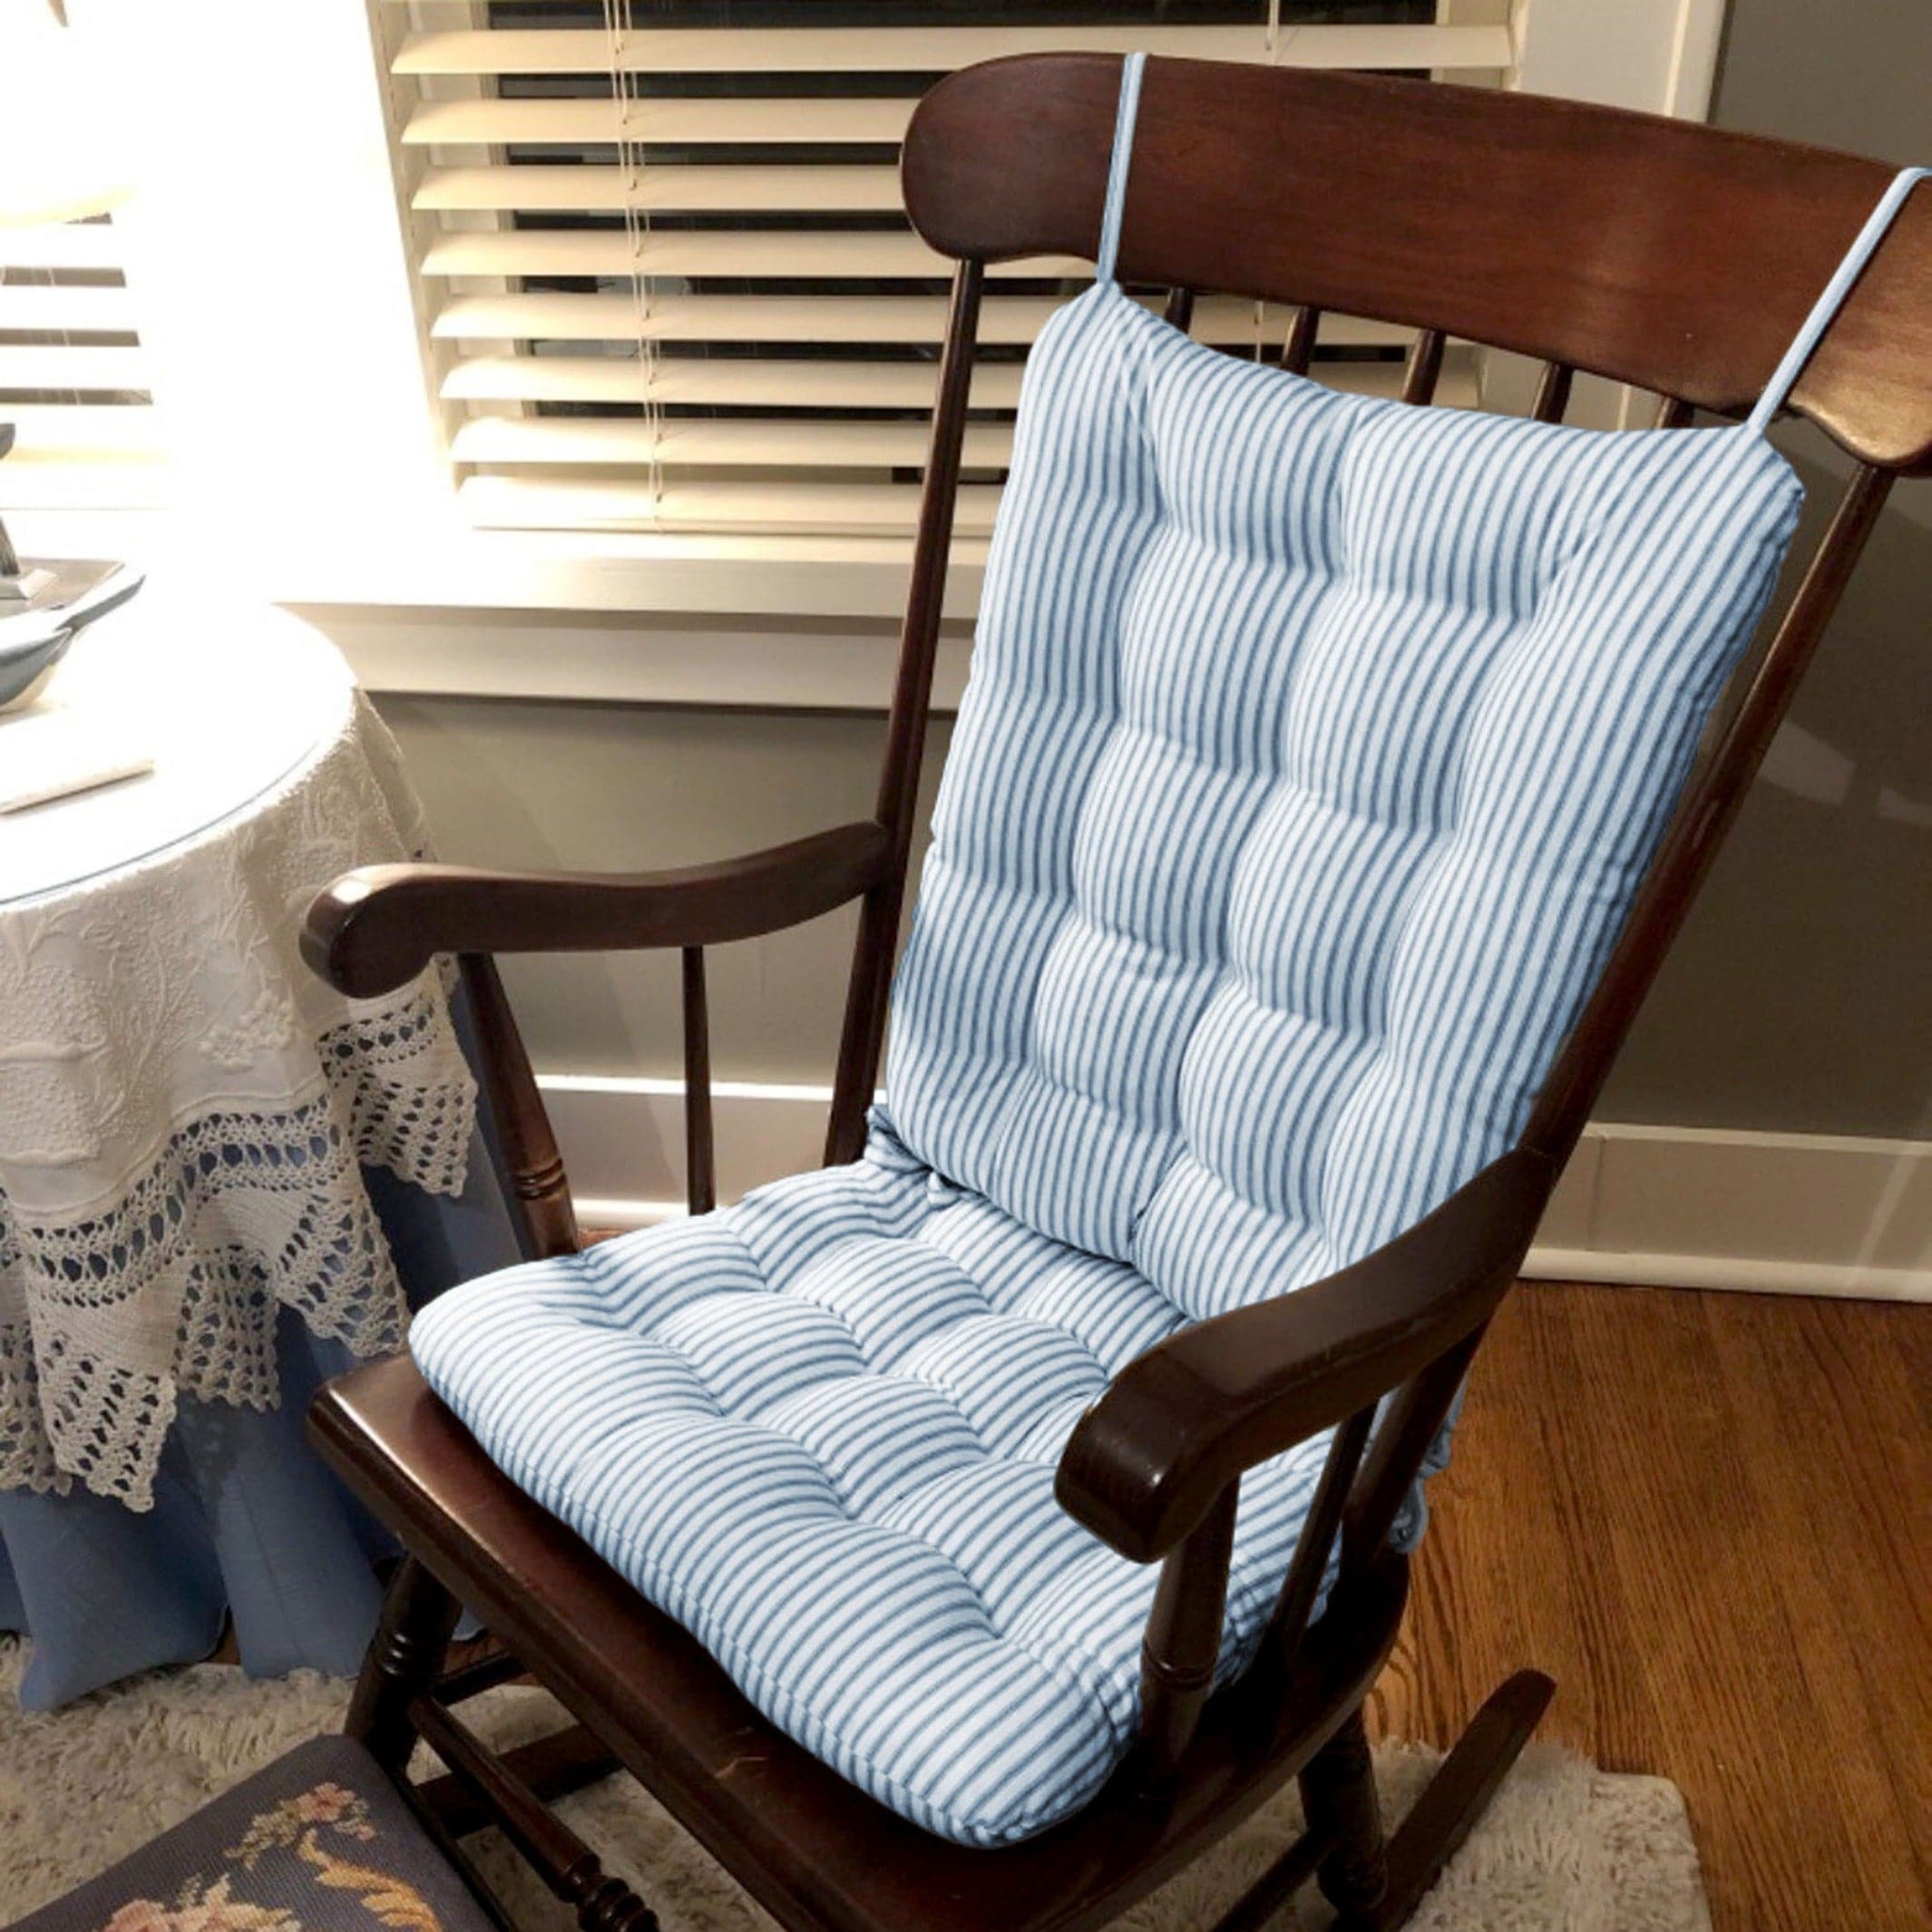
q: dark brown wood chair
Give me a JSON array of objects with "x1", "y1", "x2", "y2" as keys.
[{"x1": 300, "y1": 54, "x2": 1931, "y2": 1932}]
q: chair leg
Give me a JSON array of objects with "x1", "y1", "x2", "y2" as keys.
[
  {"x1": 346, "y1": 1556, "x2": 462, "y2": 1774},
  {"x1": 1298, "y1": 1707, "x2": 1390, "y2": 1922}
]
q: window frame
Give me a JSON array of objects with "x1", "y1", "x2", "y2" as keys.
[{"x1": 5, "y1": 0, "x2": 1728, "y2": 708}]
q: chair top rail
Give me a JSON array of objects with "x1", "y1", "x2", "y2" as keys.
[{"x1": 902, "y1": 53, "x2": 1932, "y2": 473}]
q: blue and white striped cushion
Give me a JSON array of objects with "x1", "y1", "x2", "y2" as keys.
[
  {"x1": 889, "y1": 285, "x2": 1800, "y2": 1303},
  {"x1": 412, "y1": 281, "x2": 1801, "y2": 1847}
]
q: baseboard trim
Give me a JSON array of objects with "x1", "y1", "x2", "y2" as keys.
[
  {"x1": 538, "y1": 1075, "x2": 1932, "y2": 1303},
  {"x1": 1517, "y1": 1245, "x2": 1930, "y2": 1301}
]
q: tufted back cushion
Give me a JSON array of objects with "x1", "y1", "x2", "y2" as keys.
[{"x1": 887, "y1": 286, "x2": 1801, "y2": 1317}]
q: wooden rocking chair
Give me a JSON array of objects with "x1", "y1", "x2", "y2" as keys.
[{"x1": 301, "y1": 54, "x2": 1931, "y2": 1932}]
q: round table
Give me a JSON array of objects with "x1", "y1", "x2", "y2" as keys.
[{"x1": 0, "y1": 590, "x2": 520, "y2": 1707}]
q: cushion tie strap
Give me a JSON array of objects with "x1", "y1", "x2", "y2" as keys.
[
  {"x1": 1748, "y1": 165, "x2": 1928, "y2": 434},
  {"x1": 1096, "y1": 52, "x2": 1148, "y2": 285}
]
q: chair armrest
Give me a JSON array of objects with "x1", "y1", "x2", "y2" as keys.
[
  {"x1": 302, "y1": 819, "x2": 893, "y2": 999},
  {"x1": 1054, "y1": 1146, "x2": 1556, "y2": 1563}
]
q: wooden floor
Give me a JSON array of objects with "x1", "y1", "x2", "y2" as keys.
[{"x1": 1371, "y1": 1279, "x2": 1932, "y2": 1932}]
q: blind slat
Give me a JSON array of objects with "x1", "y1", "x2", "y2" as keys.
[
  {"x1": 442, "y1": 354, "x2": 1029, "y2": 410},
  {"x1": 435, "y1": 292, "x2": 1029, "y2": 344},
  {"x1": 431, "y1": 290, "x2": 1416, "y2": 347},
  {"x1": 395, "y1": 24, "x2": 1512, "y2": 77},
  {"x1": 0, "y1": 345, "x2": 149, "y2": 391},
  {"x1": 444, "y1": 351, "x2": 1468, "y2": 414},
  {"x1": 5, "y1": 404, "x2": 162, "y2": 455},
  {"x1": 0, "y1": 463, "x2": 168, "y2": 510},
  {"x1": 404, "y1": 95, "x2": 915, "y2": 147},
  {"x1": 422, "y1": 229, "x2": 1082, "y2": 279},
  {"x1": 458, "y1": 473, "x2": 1005, "y2": 534},
  {"x1": 415, "y1": 163, "x2": 904, "y2": 214},
  {"x1": 0, "y1": 285, "x2": 138, "y2": 331},
  {"x1": 451, "y1": 415, "x2": 1017, "y2": 469},
  {"x1": 0, "y1": 225, "x2": 127, "y2": 273}
]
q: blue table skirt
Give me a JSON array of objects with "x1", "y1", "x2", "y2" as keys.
[{"x1": 0, "y1": 1127, "x2": 523, "y2": 1710}]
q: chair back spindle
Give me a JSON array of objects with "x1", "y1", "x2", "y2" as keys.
[
  {"x1": 1400, "y1": 327, "x2": 1446, "y2": 405},
  {"x1": 1281, "y1": 304, "x2": 1322, "y2": 376},
  {"x1": 680, "y1": 948, "x2": 716, "y2": 1217},
  {"x1": 1529, "y1": 359, "x2": 1576, "y2": 423}
]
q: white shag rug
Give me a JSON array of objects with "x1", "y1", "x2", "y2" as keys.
[{"x1": 0, "y1": 1638, "x2": 1709, "y2": 1932}]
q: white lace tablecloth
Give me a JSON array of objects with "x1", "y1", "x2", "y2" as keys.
[{"x1": 0, "y1": 597, "x2": 475, "y2": 1510}]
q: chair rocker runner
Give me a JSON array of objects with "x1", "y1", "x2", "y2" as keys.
[{"x1": 302, "y1": 54, "x2": 1932, "y2": 1932}]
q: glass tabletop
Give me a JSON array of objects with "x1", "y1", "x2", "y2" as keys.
[{"x1": 0, "y1": 585, "x2": 352, "y2": 906}]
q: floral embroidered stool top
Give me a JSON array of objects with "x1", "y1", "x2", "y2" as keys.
[{"x1": 9, "y1": 1736, "x2": 494, "y2": 1932}]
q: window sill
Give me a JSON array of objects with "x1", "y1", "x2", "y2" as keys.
[
  {"x1": 5, "y1": 509, "x2": 982, "y2": 711},
  {"x1": 278, "y1": 526, "x2": 989, "y2": 626},
  {"x1": 281, "y1": 529, "x2": 984, "y2": 712}
]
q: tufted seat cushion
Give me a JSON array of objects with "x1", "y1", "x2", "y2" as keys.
[
  {"x1": 409, "y1": 1120, "x2": 1342, "y2": 1847},
  {"x1": 413, "y1": 278, "x2": 1801, "y2": 1847}
]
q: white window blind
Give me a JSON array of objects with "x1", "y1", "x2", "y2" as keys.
[
  {"x1": 0, "y1": 216, "x2": 162, "y2": 512},
  {"x1": 376, "y1": 3, "x2": 1510, "y2": 539}
]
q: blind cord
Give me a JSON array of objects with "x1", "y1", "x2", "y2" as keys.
[{"x1": 602, "y1": 0, "x2": 663, "y2": 520}]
